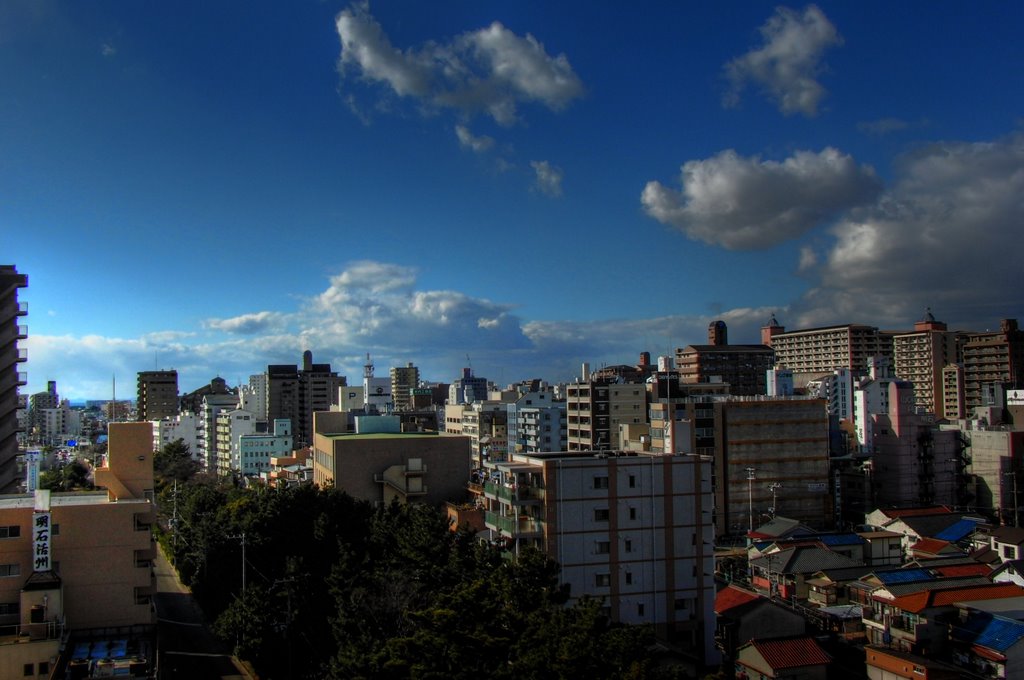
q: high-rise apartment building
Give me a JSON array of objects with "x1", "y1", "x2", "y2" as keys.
[
  {"x1": 0, "y1": 265, "x2": 28, "y2": 492},
  {"x1": 136, "y1": 370, "x2": 179, "y2": 421},
  {"x1": 389, "y1": 363, "x2": 419, "y2": 411},
  {"x1": 942, "y1": 364, "x2": 966, "y2": 420},
  {"x1": 892, "y1": 311, "x2": 964, "y2": 416},
  {"x1": 565, "y1": 379, "x2": 646, "y2": 451},
  {"x1": 962, "y1": 319, "x2": 1024, "y2": 412},
  {"x1": 766, "y1": 321, "x2": 895, "y2": 386},
  {"x1": 675, "y1": 342, "x2": 774, "y2": 396},
  {"x1": 448, "y1": 367, "x2": 487, "y2": 405},
  {"x1": 481, "y1": 450, "x2": 717, "y2": 663},
  {"x1": 267, "y1": 351, "x2": 345, "y2": 449}
]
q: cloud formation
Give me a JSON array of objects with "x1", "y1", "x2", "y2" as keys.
[
  {"x1": 455, "y1": 125, "x2": 495, "y2": 153},
  {"x1": 724, "y1": 5, "x2": 841, "y2": 117},
  {"x1": 336, "y1": 3, "x2": 584, "y2": 126},
  {"x1": 203, "y1": 311, "x2": 287, "y2": 335},
  {"x1": 530, "y1": 160, "x2": 563, "y2": 197},
  {"x1": 793, "y1": 134, "x2": 1024, "y2": 327},
  {"x1": 641, "y1": 147, "x2": 881, "y2": 250}
]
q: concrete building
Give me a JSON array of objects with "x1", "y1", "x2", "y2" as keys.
[
  {"x1": 178, "y1": 376, "x2": 233, "y2": 415},
  {"x1": 151, "y1": 412, "x2": 200, "y2": 457},
  {"x1": 0, "y1": 422, "x2": 156, "y2": 678},
  {"x1": 267, "y1": 351, "x2": 345, "y2": 449},
  {"x1": 239, "y1": 374, "x2": 267, "y2": 423},
  {"x1": 767, "y1": 368, "x2": 794, "y2": 397},
  {"x1": 966, "y1": 428, "x2": 1024, "y2": 526},
  {"x1": 867, "y1": 381, "x2": 960, "y2": 509},
  {"x1": 196, "y1": 393, "x2": 239, "y2": 472},
  {"x1": 506, "y1": 391, "x2": 566, "y2": 454},
  {"x1": 480, "y1": 450, "x2": 718, "y2": 664},
  {"x1": 853, "y1": 357, "x2": 901, "y2": 454},
  {"x1": 675, "y1": 343, "x2": 775, "y2": 396},
  {"x1": 941, "y1": 364, "x2": 966, "y2": 420},
  {"x1": 0, "y1": 265, "x2": 28, "y2": 493},
  {"x1": 239, "y1": 419, "x2": 293, "y2": 477},
  {"x1": 28, "y1": 383, "x2": 58, "y2": 447},
  {"x1": 389, "y1": 363, "x2": 419, "y2": 411},
  {"x1": 135, "y1": 370, "x2": 178, "y2": 422},
  {"x1": 566, "y1": 376, "x2": 646, "y2": 452},
  {"x1": 38, "y1": 401, "x2": 81, "y2": 448},
  {"x1": 214, "y1": 408, "x2": 257, "y2": 475},
  {"x1": 962, "y1": 319, "x2": 1024, "y2": 412},
  {"x1": 892, "y1": 311, "x2": 964, "y2": 416},
  {"x1": 805, "y1": 368, "x2": 855, "y2": 421},
  {"x1": 312, "y1": 415, "x2": 472, "y2": 506},
  {"x1": 766, "y1": 321, "x2": 895, "y2": 386},
  {"x1": 448, "y1": 367, "x2": 488, "y2": 405}
]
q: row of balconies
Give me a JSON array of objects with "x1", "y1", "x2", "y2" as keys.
[
  {"x1": 484, "y1": 511, "x2": 544, "y2": 537},
  {"x1": 483, "y1": 481, "x2": 545, "y2": 504}
]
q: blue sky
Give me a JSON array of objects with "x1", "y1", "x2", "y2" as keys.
[{"x1": 3, "y1": 1, "x2": 1023, "y2": 399}]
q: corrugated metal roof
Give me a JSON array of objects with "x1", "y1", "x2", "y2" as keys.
[
  {"x1": 715, "y1": 585, "x2": 761, "y2": 614},
  {"x1": 952, "y1": 614, "x2": 1024, "y2": 652},
  {"x1": 748, "y1": 636, "x2": 831, "y2": 669},
  {"x1": 934, "y1": 517, "x2": 981, "y2": 542}
]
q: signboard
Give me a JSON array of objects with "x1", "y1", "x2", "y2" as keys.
[
  {"x1": 25, "y1": 450, "x2": 41, "y2": 493},
  {"x1": 32, "y1": 512, "x2": 51, "y2": 572}
]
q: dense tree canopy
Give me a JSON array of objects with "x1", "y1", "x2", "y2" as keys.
[{"x1": 163, "y1": 480, "x2": 679, "y2": 679}]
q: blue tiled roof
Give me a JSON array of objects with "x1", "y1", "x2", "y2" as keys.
[
  {"x1": 875, "y1": 568, "x2": 934, "y2": 584},
  {"x1": 934, "y1": 518, "x2": 981, "y2": 542},
  {"x1": 818, "y1": 533, "x2": 866, "y2": 546},
  {"x1": 953, "y1": 614, "x2": 1024, "y2": 652}
]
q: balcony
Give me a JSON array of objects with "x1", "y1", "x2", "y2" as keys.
[
  {"x1": 485, "y1": 511, "x2": 544, "y2": 538},
  {"x1": 16, "y1": 372, "x2": 26, "y2": 387},
  {"x1": 16, "y1": 325, "x2": 27, "y2": 340},
  {"x1": 16, "y1": 302, "x2": 27, "y2": 316},
  {"x1": 483, "y1": 482, "x2": 545, "y2": 504}
]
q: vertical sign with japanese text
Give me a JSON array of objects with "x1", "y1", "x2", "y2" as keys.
[
  {"x1": 32, "y1": 512, "x2": 51, "y2": 572},
  {"x1": 25, "y1": 450, "x2": 40, "y2": 493}
]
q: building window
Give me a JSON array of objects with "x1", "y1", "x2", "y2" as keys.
[
  {"x1": 625, "y1": 572, "x2": 633, "y2": 585},
  {"x1": 674, "y1": 598, "x2": 688, "y2": 611},
  {"x1": 0, "y1": 564, "x2": 20, "y2": 578},
  {"x1": 593, "y1": 476, "x2": 609, "y2": 490},
  {"x1": 629, "y1": 475, "x2": 636, "y2": 488},
  {"x1": 629, "y1": 507, "x2": 637, "y2": 520},
  {"x1": 38, "y1": 662, "x2": 48, "y2": 676},
  {"x1": 0, "y1": 525, "x2": 20, "y2": 539},
  {"x1": 595, "y1": 573, "x2": 611, "y2": 587},
  {"x1": 134, "y1": 587, "x2": 151, "y2": 606},
  {"x1": 624, "y1": 539, "x2": 632, "y2": 553},
  {"x1": 594, "y1": 508, "x2": 610, "y2": 522},
  {"x1": 637, "y1": 603, "x2": 645, "y2": 616},
  {"x1": 1003, "y1": 545, "x2": 1017, "y2": 560},
  {"x1": 596, "y1": 541, "x2": 610, "y2": 555},
  {"x1": 0, "y1": 602, "x2": 17, "y2": 616},
  {"x1": 23, "y1": 663, "x2": 33, "y2": 677}
]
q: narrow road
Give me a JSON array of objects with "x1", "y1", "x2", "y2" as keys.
[{"x1": 154, "y1": 544, "x2": 254, "y2": 680}]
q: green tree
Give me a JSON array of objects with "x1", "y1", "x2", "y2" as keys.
[{"x1": 153, "y1": 438, "x2": 200, "y2": 491}]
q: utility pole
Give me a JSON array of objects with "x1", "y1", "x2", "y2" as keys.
[
  {"x1": 228, "y1": 531, "x2": 247, "y2": 594},
  {"x1": 769, "y1": 482, "x2": 783, "y2": 519},
  {"x1": 746, "y1": 467, "x2": 756, "y2": 534}
]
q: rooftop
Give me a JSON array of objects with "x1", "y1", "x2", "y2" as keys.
[{"x1": 743, "y1": 636, "x2": 831, "y2": 670}]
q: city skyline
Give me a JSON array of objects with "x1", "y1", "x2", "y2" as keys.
[{"x1": 3, "y1": 2, "x2": 1023, "y2": 399}]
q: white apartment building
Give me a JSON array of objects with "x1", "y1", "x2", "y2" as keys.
[
  {"x1": 151, "y1": 412, "x2": 200, "y2": 457},
  {"x1": 481, "y1": 450, "x2": 717, "y2": 664},
  {"x1": 854, "y1": 357, "x2": 900, "y2": 454},
  {"x1": 196, "y1": 393, "x2": 239, "y2": 472},
  {"x1": 214, "y1": 408, "x2": 257, "y2": 475},
  {"x1": 239, "y1": 373, "x2": 268, "y2": 422},
  {"x1": 39, "y1": 401, "x2": 81, "y2": 447},
  {"x1": 805, "y1": 368, "x2": 855, "y2": 421},
  {"x1": 240, "y1": 418, "x2": 293, "y2": 477}
]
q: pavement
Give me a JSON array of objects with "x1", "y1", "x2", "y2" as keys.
[{"x1": 154, "y1": 544, "x2": 255, "y2": 680}]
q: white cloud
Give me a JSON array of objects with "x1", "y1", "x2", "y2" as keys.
[
  {"x1": 455, "y1": 124, "x2": 495, "y2": 153},
  {"x1": 723, "y1": 5, "x2": 841, "y2": 117},
  {"x1": 335, "y1": 3, "x2": 583, "y2": 126},
  {"x1": 641, "y1": 147, "x2": 880, "y2": 250},
  {"x1": 530, "y1": 160, "x2": 563, "y2": 197},
  {"x1": 792, "y1": 133, "x2": 1024, "y2": 328},
  {"x1": 203, "y1": 312, "x2": 287, "y2": 335},
  {"x1": 101, "y1": 43, "x2": 116, "y2": 57}
]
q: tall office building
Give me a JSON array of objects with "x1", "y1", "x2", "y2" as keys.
[
  {"x1": 389, "y1": 363, "x2": 419, "y2": 411},
  {"x1": 675, "y1": 341, "x2": 774, "y2": 396},
  {"x1": 892, "y1": 310, "x2": 964, "y2": 416},
  {"x1": 136, "y1": 370, "x2": 179, "y2": 421},
  {"x1": 962, "y1": 319, "x2": 1024, "y2": 412},
  {"x1": 0, "y1": 265, "x2": 28, "y2": 492},
  {"x1": 267, "y1": 351, "x2": 344, "y2": 448}
]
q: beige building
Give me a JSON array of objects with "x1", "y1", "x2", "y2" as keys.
[
  {"x1": 767, "y1": 322, "x2": 895, "y2": 386},
  {"x1": 962, "y1": 319, "x2": 1024, "y2": 411},
  {"x1": 479, "y1": 450, "x2": 718, "y2": 664},
  {"x1": 313, "y1": 416, "x2": 471, "y2": 505},
  {"x1": 0, "y1": 422, "x2": 156, "y2": 678},
  {"x1": 892, "y1": 312, "x2": 963, "y2": 416},
  {"x1": 389, "y1": 363, "x2": 419, "y2": 411},
  {"x1": 941, "y1": 364, "x2": 966, "y2": 420},
  {"x1": 566, "y1": 380, "x2": 646, "y2": 451}
]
